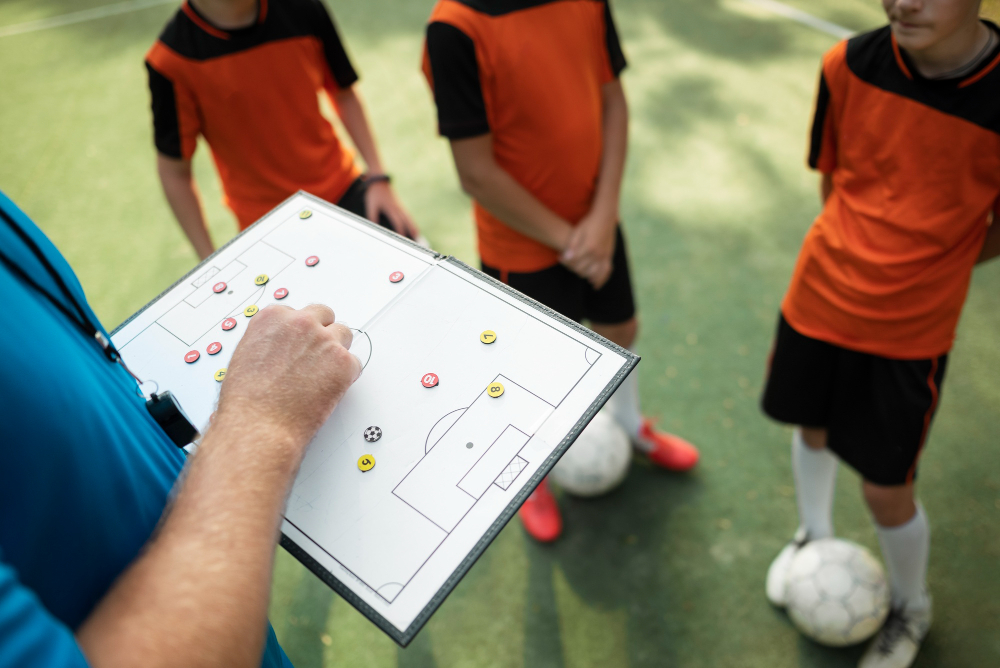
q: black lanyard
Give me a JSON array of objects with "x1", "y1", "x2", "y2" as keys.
[{"x1": 0, "y1": 206, "x2": 197, "y2": 446}]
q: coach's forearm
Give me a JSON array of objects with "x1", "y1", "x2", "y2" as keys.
[
  {"x1": 157, "y1": 154, "x2": 215, "y2": 260},
  {"x1": 451, "y1": 135, "x2": 573, "y2": 252},
  {"x1": 76, "y1": 415, "x2": 303, "y2": 668}
]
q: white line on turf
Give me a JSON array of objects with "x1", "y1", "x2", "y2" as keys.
[
  {"x1": 0, "y1": 0, "x2": 176, "y2": 39},
  {"x1": 743, "y1": 0, "x2": 854, "y2": 39},
  {"x1": 1, "y1": 0, "x2": 855, "y2": 41}
]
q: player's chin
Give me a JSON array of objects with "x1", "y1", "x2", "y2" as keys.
[{"x1": 890, "y1": 22, "x2": 934, "y2": 50}]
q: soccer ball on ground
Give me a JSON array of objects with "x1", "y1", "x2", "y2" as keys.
[
  {"x1": 785, "y1": 538, "x2": 891, "y2": 646},
  {"x1": 550, "y1": 410, "x2": 631, "y2": 497}
]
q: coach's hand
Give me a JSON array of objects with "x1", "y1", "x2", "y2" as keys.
[
  {"x1": 214, "y1": 304, "x2": 362, "y2": 456},
  {"x1": 366, "y1": 181, "x2": 420, "y2": 240},
  {"x1": 76, "y1": 304, "x2": 361, "y2": 668},
  {"x1": 560, "y1": 212, "x2": 616, "y2": 289}
]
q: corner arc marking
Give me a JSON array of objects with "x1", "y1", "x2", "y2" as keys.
[{"x1": 377, "y1": 582, "x2": 405, "y2": 603}]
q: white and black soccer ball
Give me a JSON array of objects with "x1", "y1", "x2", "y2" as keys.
[
  {"x1": 363, "y1": 426, "x2": 382, "y2": 443},
  {"x1": 550, "y1": 410, "x2": 631, "y2": 497},
  {"x1": 785, "y1": 538, "x2": 891, "y2": 646}
]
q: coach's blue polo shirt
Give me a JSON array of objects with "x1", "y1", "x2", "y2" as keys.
[{"x1": 0, "y1": 192, "x2": 291, "y2": 667}]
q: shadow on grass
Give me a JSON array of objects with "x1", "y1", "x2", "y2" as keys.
[
  {"x1": 625, "y1": 0, "x2": 796, "y2": 62},
  {"x1": 522, "y1": 464, "x2": 704, "y2": 667},
  {"x1": 278, "y1": 577, "x2": 334, "y2": 668},
  {"x1": 8, "y1": 0, "x2": 807, "y2": 65},
  {"x1": 397, "y1": 626, "x2": 437, "y2": 668}
]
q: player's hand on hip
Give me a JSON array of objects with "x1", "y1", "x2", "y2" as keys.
[
  {"x1": 215, "y1": 304, "x2": 362, "y2": 452},
  {"x1": 365, "y1": 181, "x2": 420, "y2": 240}
]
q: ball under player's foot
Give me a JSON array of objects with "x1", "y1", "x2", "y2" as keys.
[
  {"x1": 518, "y1": 477, "x2": 562, "y2": 542},
  {"x1": 765, "y1": 528, "x2": 810, "y2": 607},
  {"x1": 634, "y1": 419, "x2": 700, "y2": 471},
  {"x1": 858, "y1": 605, "x2": 932, "y2": 668}
]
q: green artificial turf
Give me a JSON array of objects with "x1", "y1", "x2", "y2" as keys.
[{"x1": 1, "y1": 1, "x2": 998, "y2": 666}]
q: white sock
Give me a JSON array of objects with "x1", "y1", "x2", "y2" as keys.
[
  {"x1": 791, "y1": 428, "x2": 837, "y2": 540},
  {"x1": 603, "y1": 350, "x2": 643, "y2": 440},
  {"x1": 876, "y1": 502, "x2": 931, "y2": 614}
]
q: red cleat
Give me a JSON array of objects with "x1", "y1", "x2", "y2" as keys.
[
  {"x1": 636, "y1": 419, "x2": 700, "y2": 471},
  {"x1": 518, "y1": 477, "x2": 562, "y2": 542}
]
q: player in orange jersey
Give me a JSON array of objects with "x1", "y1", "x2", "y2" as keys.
[
  {"x1": 762, "y1": 1, "x2": 1000, "y2": 666},
  {"x1": 146, "y1": 0, "x2": 418, "y2": 259},
  {"x1": 422, "y1": 0, "x2": 700, "y2": 543}
]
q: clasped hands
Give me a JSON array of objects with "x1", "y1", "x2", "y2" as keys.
[{"x1": 560, "y1": 209, "x2": 618, "y2": 289}]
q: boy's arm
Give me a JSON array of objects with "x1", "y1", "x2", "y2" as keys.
[
  {"x1": 156, "y1": 154, "x2": 214, "y2": 260},
  {"x1": 820, "y1": 173, "x2": 833, "y2": 203},
  {"x1": 977, "y1": 210, "x2": 1000, "y2": 264},
  {"x1": 561, "y1": 79, "x2": 629, "y2": 289},
  {"x1": 426, "y1": 20, "x2": 580, "y2": 268},
  {"x1": 331, "y1": 87, "x2": 419, "y2": 239},
  {"x1": 449, "y1": 135, "x2": 574, "y2": 253}
]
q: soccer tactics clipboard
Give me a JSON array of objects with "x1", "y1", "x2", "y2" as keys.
[{"x1": 111, "y1": 192, "x2": 639, "y2": 645}]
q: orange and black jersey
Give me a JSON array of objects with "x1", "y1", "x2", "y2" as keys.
[
  {"x1": 146, "y1": 0, "x2": 360, "y2": 228},
  {"x1": 784, "y1": 22, "x2": 1000, "y2": 360},
  {"x1": 423, "y1": 0, "x2": 626, "y2": 273}
]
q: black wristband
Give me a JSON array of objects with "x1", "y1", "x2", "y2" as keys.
[{"x1": 365, "y1": 173, "x2": 391, "y2": 185}]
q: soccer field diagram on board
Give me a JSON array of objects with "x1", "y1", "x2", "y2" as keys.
[{"x1": 111, "y1": 193, "x2": 637, "y2": 645}]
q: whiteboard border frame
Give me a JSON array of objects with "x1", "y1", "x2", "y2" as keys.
[{"x1": 111, "y1": 191, "x2": 640, "y2": 647}]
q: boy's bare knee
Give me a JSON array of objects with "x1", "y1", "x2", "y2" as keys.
[
  {"x1": 591, "y1": 317, "x2": 638, "y2": 349},
  {"x1": 799, "y1": 426, "x2": 827, "y2": 450},
  {"x1": 862, "y1": 480, "x2": 916, "y2": 527}
]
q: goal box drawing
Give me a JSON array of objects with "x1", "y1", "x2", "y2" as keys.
[{"x1": 111, "y1": 192, "x2": 639, "y2": 646}]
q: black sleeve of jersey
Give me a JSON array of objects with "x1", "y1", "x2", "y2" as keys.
[
  {"x1": 426, "y1": 22, "x2": 490, "y2": 139},
  {"x1": 603, "y1": 0, "x2": 627, "y2": 77},
  {"x1": 146, "y1": 62, "x2": 182, "y2": 159},
  {"x1": 313, "y1": 1, "x2": 359, "y2": 89},
  {"x1": 808, "y1": 72, "x2": 831, "y2": 169}
]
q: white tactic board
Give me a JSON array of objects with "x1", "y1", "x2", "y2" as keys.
[{"x1": 111, "y1": 192, "x2": 638, "y2": 645}]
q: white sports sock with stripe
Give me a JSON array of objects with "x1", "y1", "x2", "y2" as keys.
[
  {"x1": 876, "y1": 503, "x2": 932, "y2": 614},
  {"x1": 791, "y1": 428, "x2": 837, "y2": 540},
  {"x1": 603, "y1": 352, "x2": 643, "y2": 440}
]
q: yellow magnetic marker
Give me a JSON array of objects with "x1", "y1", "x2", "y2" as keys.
[
  {"x1": 299, "y1": 210, "x2": 312, "y2": 219},
  {"x1": 214, "y1": 368, "x2": 227, "y2": 382},
  {"x1": 480, "y1": 330, "x2": 497, "y2": 344},
  {"x1": 487, "y1": 381, "x2": 505, "y2": 398},
  {"x1": 358, "y1": 454, "x2": 375, "y2": 472},
  {"x1": 254, "y1": 274, "x2": 269, "y2": 286},
  {"x1": 244, "y1": 304, "x2": 259, "y2": 317}
]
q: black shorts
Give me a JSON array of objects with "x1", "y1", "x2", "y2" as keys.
[
  {"x1": 762, "y1": 314, "x2": 947, "y2": 486},
  {"x1": 336, "y1": 177, "x2": 415, "y2": 240},
  {"x1": 481, "y1": 226, "x2": 636, "y2": 325}
]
